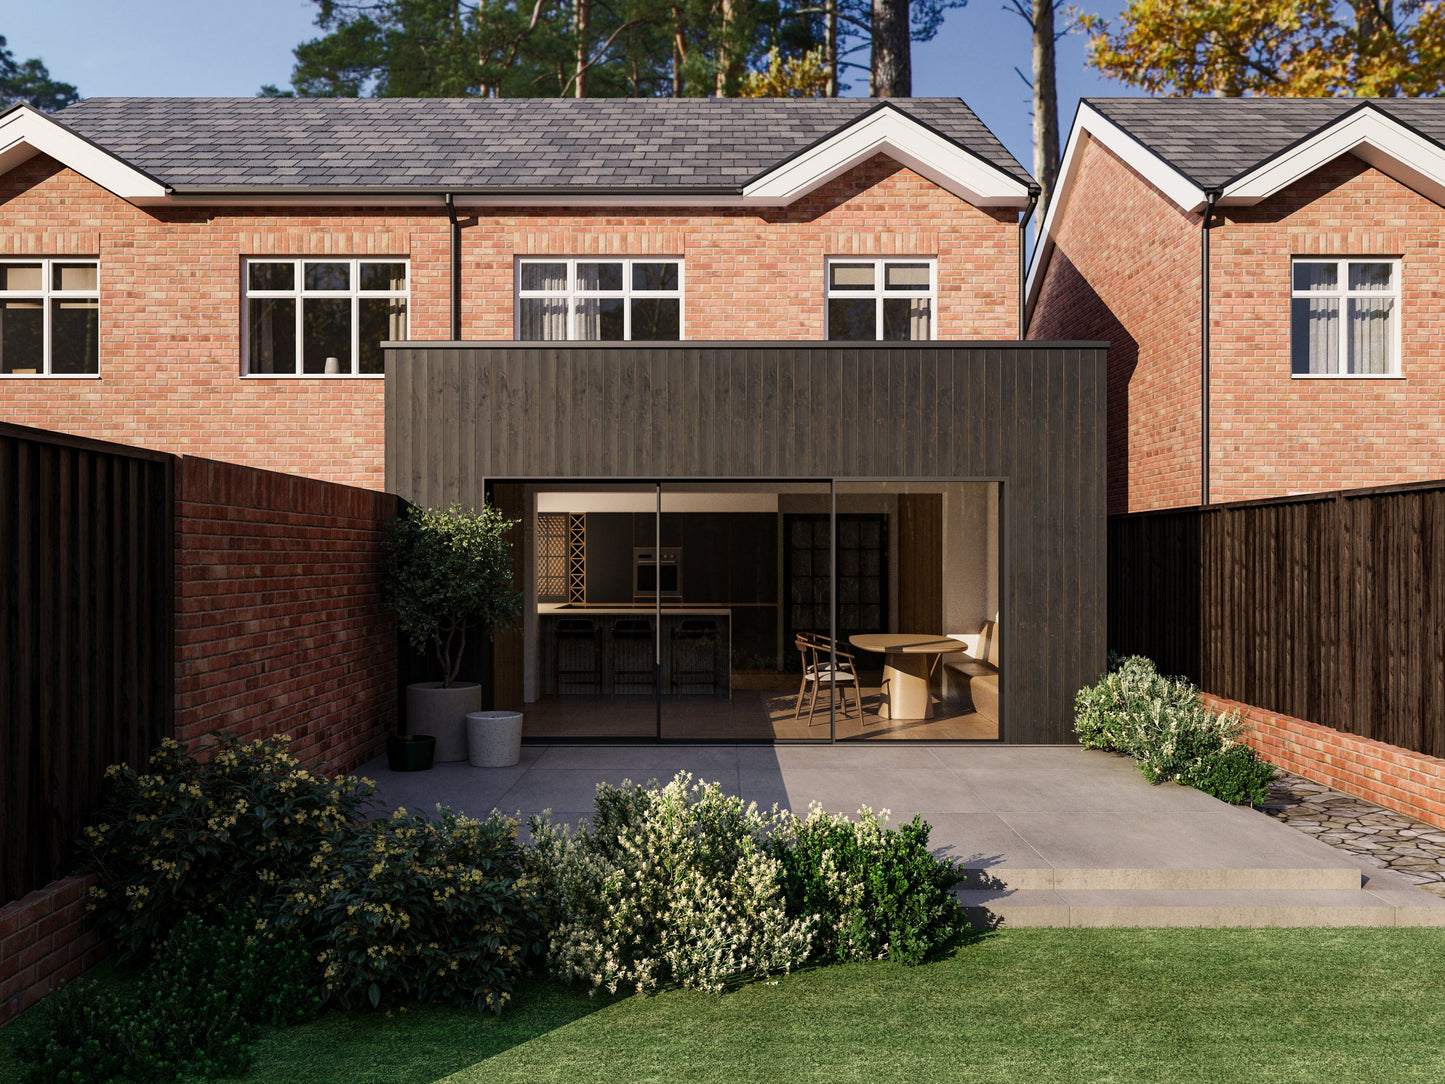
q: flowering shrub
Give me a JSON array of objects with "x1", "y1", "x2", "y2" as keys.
[
  {"x1": 18, "y1": 910, "x2": 317, "y2": 1084},
  {"x1": 528, "y1": 773, "x2": 814, "y2": 995},
  {"x1": 278, "y1": 806, "x2": 547, "y2": 1013},
  {"x1": 773, "y1": 806, "x2": 965, "y2": 966},
  {"x1": 80, "y1": 734, "x2": 376, "y2": 958},
  {"x1": 1074, "y1": 655, "x2": 1274, "y2": 804}
]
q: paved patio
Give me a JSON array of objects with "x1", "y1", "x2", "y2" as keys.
[{"x1": 360, "y1": 743, "x2": 1445, "y2": 928}]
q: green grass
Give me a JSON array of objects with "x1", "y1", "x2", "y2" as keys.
[{"x1": 6, "y1": 929, "x2": 1445, "y2": 1084}]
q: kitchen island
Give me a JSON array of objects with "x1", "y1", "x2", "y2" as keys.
[{"x1": 537, "y1": 605, "x2": 732, "y2": 697}]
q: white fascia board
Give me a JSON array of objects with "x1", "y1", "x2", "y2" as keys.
[
  {"x1": 743, "y1": 105, "x2": 1030, "y2": 208},
  {"x1": 1222, "y1": 107, "x2": 1445, "y2": 208},
  {"x1": 1024, "y1": 103, "x2": 1207, "y2": 326},
  {"x1": 0, "y1": 105, "x2": 168, "y2": 200}
]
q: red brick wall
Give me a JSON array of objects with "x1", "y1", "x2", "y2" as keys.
[
  {"x1": 174, "y1": 456, "x2": 398, "y2": 775},
  {"x1": 1, "y1": 152, "x2": 1018, "y2": 490},
  {"x1": 1028, "y1": 138, "x2": 1203, "y2": 514},
  {"x1": 1208, "y1": 694, "x2": 1445, "y2": 831},
  {"x1": 1030, "y1": 140, "x2": 1445, "y2": 512},
  {"x1": 0, "y1": 874, "x2": 106, "y2": 1025},
  {"x1": 1209, "y1": 156, "x2": 1445, "y2": 502}
]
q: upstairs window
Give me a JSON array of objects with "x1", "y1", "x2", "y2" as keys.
[
  {"x1": 244, "y1": 258, "x2": 408, "y2": 376},
  {"x1": 0, "y1": 259, "x2": 99, "y2": 376},
  {"x1": 826, "y1": 258, "x2": 934, "y2": 341},
  {"x1": 1291, "y1": 259, "x2": 1399, "y2": 376},
  {"x1": 517, "y1": 258, "x2": 682, "y2": 341}
]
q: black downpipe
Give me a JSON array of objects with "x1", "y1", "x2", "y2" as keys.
[
  {"x1": 1018, "y1": 188, "x2": 1040, "y2": 337},
  {"x1": 445, "y1": 193, "x2": 461, "y2": 341},
  {"x1": 1201, "y1": 189, "x2": 1220, "y2": 507}
]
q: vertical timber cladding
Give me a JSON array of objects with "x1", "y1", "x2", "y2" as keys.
[{"x1": 385, "y1": 343, "x2": 1108, "y2": 743}]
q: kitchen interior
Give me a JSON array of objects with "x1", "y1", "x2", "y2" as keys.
[{"x1": 511, "y1": 480, "x2": 1002, "y2": 741}]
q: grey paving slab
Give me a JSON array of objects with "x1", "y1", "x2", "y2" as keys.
[
  {"x1": 953, "y1": 768, "x2": 1224, "y2": 814},
  {"x1": 530, "y1": 744, "x2": 741, "y2": 774},
  {"x1": 998, "y1": 810, "x2": 1362, "y2": 888},
  {"x1": 494, "y1": 767, "x2": 743, "y2": 814},
  {"x1": 738, "y1": 766, "x2": 990, "y2": 816},
  {"x1": 735, "y1": 744, "x2": 946, "y2": 771},
  {"x1": 924, "y1": 745, "x2": 1130, "y2": 771}
]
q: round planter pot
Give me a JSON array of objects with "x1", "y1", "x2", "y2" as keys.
[
  {"x1": 406, "y1": 682, "x2": 481, "y2": 763},
  {"x1": 466, "y1": 710, "x2": 524, "y2": 768},
  {"x1": 386, "y1": 734, "x2": 435, "y2": 772}
]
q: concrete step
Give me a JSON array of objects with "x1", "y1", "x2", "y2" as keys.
[
  {"x1": 957, "y1": 884, "x2": 1445, "y2": 929},
  {"x1": 957, "y1": 864, "x2": 1363, "y2": 893}
]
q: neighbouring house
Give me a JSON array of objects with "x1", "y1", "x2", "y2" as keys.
[
  {"x1": 1027, "y1": 98, "x2": 1445, "y2": 514},
  {"x1": 0, "y1": 96, "x2": 1107, "y2": 748}
]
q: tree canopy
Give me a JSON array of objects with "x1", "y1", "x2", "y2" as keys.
[
  {"x1": 1085, "y1": 0, "x2": 1445, "y2": 97},
  {"x1": 260, "y1": 0, "x2": 965, "y2": 97},
  {"x1": 0, "y1": 35, "x2": 80, "y2": 112}
]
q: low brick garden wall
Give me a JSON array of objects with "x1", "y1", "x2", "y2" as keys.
[{"x1": 1209, "y1": 694, "x2": 1445, "y2": 832}]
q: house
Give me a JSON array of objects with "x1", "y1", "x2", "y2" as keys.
[
  {"x1": 1027, "y1": 98, "x2": 1445, "y2": 514},
  {"x1": 0, "y1": 96, "x2": 1107, "y2": 745}
]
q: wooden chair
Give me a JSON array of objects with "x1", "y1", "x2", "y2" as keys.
[{"x1": 793, "y1": 633, "x2": 863, "y2": 724}]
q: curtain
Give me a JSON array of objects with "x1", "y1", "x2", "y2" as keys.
[
  {"x1": 519, "y1": 263, "x2": 569, "y2": 340},
  {"x1": 1347, "y1": 298, "x2": 1392, "y2": 375}
]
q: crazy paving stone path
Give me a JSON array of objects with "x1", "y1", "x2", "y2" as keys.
[{"x1": 1261, "y1": 773, "x2": 1445, "y2": 899}]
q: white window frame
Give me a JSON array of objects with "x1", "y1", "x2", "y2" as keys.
[
  {"x1": 0, "y1": 257, "x2": 100, "y2": 378},
  {"x1": 242, "y1": 257, "x2": 409, "y2": 378},
  {"x1": 825, "y1": 257, "x2": 937, "y2": 342},
  {"x1": 514, "y1": 257, "x2": 685, "y2": 341},
  {"x1": 1290, "y1": 257, "x2": 1403, "y2": 379}
]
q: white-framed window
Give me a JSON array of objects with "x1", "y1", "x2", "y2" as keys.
[
  {"x1": 516, "y1": 258, "x2": 682, "y2": 341},
  {"x1": 826, "y1": 258, "x2": 935, "y2": 341},
  {"x1": 1290, "y1": 258, "x2": 1400, "y2": 377},
  {"x1": 0, "y1": 259, "x2": 99, "y2": 376},
  {"x1": 244, "y1": 258, "x2": 408, "y2": 376}
]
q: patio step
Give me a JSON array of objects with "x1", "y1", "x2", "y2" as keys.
[
  {"x1": 957, "y1": 864, "x2": 1362, "y2": 893},
  {"x1": 956, "y1": 885, "x2": 1445, "y2": 928}
]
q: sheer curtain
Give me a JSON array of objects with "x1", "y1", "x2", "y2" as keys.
[
  {"x1": 1347, "y1": 298, "x2": 1392, "y2": 374},
  {"x1": 1292, "y1": 298, "x2": 1339, "y2": 374},
  {"x1": 519, "y1": 263, "x2": 569, "y2": 340}
]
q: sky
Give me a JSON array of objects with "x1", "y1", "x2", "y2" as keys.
[{"x1": 5, "y1": 1, "x2": 1144, "y2": 176}]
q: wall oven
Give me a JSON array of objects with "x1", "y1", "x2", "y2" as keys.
[{"x1": 634, "y1": 548, "x2": 682, "y2": 599}]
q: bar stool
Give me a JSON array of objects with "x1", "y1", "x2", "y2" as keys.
[
  {"x1": 553, "y1": 617, "x2": 601, "y2": 695},
  {"x1": 611, "y1": 617, "x2": 655, "y2": 697},
  {"x1": 670, "y1": 617, "x2": 719, "y2": 695}
]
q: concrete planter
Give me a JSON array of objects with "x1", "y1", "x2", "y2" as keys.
[
  {"x1": 406, "y1": 682, "x2": 481, "y2": 762},
  {"x1": 467, "y1": 710, "x2": 524, "y2": 767}
]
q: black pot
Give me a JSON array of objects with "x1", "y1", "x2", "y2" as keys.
[{"x1": 387, "y1": 734, "x2": 435, "y2": 772}]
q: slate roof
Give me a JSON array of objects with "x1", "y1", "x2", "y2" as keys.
[
  {"x1": 48, "y1": 96, "x2": 1032, "y2": 192},
  {"x1": 1086, "y1": 97, "x2": 1445, "y2": 189}
]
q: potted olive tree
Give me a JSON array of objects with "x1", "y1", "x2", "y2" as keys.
[{"x1": 384, "y1": 502, "x2": 521, "y2": 765}]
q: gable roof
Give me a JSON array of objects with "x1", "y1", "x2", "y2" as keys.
[
  {"x1": 1026, "y1": 97, "x2": 1445, "y2": 322},
  {"x1": 4, "y1": 96, "x2": 1032, "y2": 208}
]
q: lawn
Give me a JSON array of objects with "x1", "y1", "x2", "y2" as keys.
[{"x1": 8, "y1": 928, "x2": 1443, "y2": 1084}]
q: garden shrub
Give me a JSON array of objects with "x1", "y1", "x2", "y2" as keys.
[
  {"x1": 278, "y1": 806, "x2": 547, "y2": 1013},
  {"x1": 18, "y1": 910, "x2": 318, "y2": 1084},
  {"x1": 528, "y1": 773, "x2": 814, "y2": 995},
  {"x1": 80, "y1": 734, "x2": 376, "y2": 958},
  {"x1": 774, "y1": 805, "x2": 966, "y2": 966},
  {"x1": 1074, "y1": 655, "x2": 1274, "y2": 804}
]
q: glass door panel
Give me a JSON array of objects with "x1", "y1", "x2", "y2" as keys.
[
  {"x1": 659, "y1": 481, "x2": 832, "y2": 741},
  {"x1": 525, "y1": 482, "x2": 660, "y2": 740},
  {"x1": 834, "y1": 480, "x2": 1002, "y2": 741}
]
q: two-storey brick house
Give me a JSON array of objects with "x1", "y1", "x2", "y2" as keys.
[
  {"x1": 1028, "y1": 98, "x2": 1445, "y2": 514},
  {"x1": 0, "y1": 97, "x2": 1108, "y2": 746}
]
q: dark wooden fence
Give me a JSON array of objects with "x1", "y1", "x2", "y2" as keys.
[
  {"x1": 1109, "y1": 480, "x2": 1445, "y2": 759},
  {"x1": 0, "y1": 424, "x2": 174, "y2": 904}
]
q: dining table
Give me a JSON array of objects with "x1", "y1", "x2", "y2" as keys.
[{"x1": 847, "y1": 633, "x2": 966, "y2": 721}]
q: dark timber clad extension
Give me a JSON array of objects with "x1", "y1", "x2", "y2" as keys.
[{"x1": 385, "y1": 342, "x2": 1106, "y2": 743}]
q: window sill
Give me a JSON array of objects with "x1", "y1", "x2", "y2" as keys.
[
  {"x1": 1290, "y1": 373, "x2": 1404, "y2": 380},
  {"x1": 240, "y1": 373, "x2": 387, "y2": 379},
  {"x1": 0, "y1": 373, "x2": 102, "y2": 379}
]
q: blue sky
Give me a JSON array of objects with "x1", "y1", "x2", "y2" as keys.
[{"x1": 6, "y1": 1, "x2": 1142, "y2": 175}]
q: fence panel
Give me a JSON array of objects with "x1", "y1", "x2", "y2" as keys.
[
  {"x1": 1109, "y1": 481, "x2": 1445, "y2": 760},
  {"x1": 0, "y1": 425, "x2": 174, "y2": 904}
]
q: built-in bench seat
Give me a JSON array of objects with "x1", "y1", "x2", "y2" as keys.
[{"x1": 944, "y1": 620, "x2": 998, "y2": 724}]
